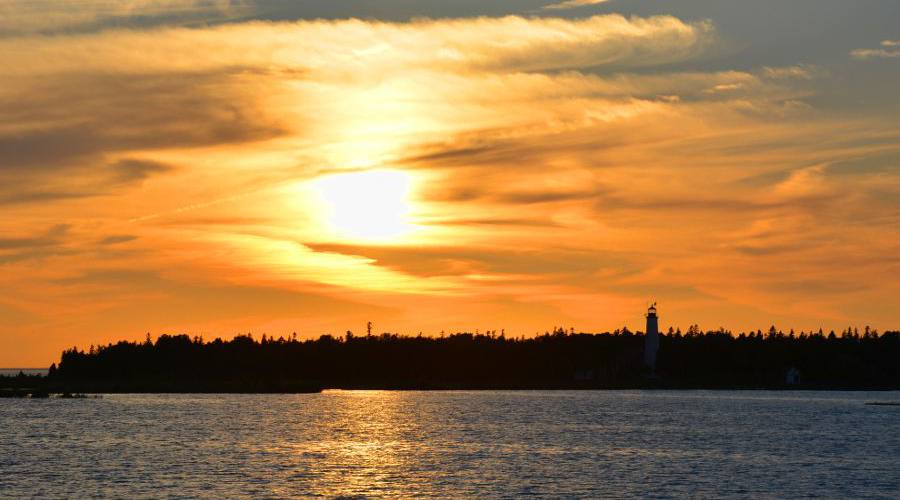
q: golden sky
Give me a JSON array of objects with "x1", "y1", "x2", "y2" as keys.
[{"x1": 2, "y1": 0, "x2": 900, "y2": 366}]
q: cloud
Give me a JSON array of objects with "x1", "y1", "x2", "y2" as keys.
[
  {"x1": 0, "y1": 224, "x2": 73, "y2": 264},
  {"x1": 0, "y1": 71, "x2": 283, "y2": 205},
  {"x1": 0, "y1": 15, "x2": 714, "y2": 77},
  {"x1": 542, "y1": 0, "x2": 611, "y2": 11},
  {"x1": 307, "y1": 243, "x2": 622, "y2": 279},
  {"x1": 0, "y1": 13, "x2": 715, "y2": 216},
  {"x1": 0, "y1": 190, "x2": 95, "y2": 207},
  {"x1": 851, "y1": 48, "x2": 900, "y2": 59},
  {"x1": 112, "y1": 159, "x2": 174, "y2": 184},
  {"x1": 0, "y1": 0, "x2": 253, "y2": 36},
  {"x1": 3, "y1": 9, "x2": 900, "y2": 364},
  {"x1": 0, "y1": 224, "x2": 69, "y2": 250},
  {"x1": 98, "y1": 235, "x2": 139, "y2": 245},
  {"x1": 0, "y1": 72, "x2": 283, "y2": 163},
  {"x1": 761, "y1": 65, "x2": 817, "y2": 80},
  {"x1": 851, "y1": 41, "x2": 900, "y2": 59},
  {"x1": 496, "y1": 189, "x2": 600, "y2": 205},
  {"x1": 431, "y1": 218, "x2": 564, "y2": 228}
]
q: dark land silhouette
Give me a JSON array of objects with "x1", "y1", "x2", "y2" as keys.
[{"x1": 3, "y1": 325, "x2": 899, "y2": 394}]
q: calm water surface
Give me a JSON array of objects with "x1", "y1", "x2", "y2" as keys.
[
  {"x1": 2, "y1": 391, "x2": 899, "y2": 498},
  {"x1": 0, "y1": 369, "x2": 47, "y2": 376}
]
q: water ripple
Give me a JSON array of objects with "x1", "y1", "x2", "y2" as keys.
[{"x1": 2, "y1": 391, "x2": 899, "y2": 498}]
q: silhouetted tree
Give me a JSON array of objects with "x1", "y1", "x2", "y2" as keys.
[{"x1": 23, "y1": 323, "x2": 895, "y2": 393}]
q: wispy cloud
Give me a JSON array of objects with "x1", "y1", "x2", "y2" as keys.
[
  {"x1": 851, "y1": 40, "x2": 900, "y2": 59},
  {"x1": 0, "y1": 0, "x2": 253, "y2": 36},
  {"x1": 542, "y1": 0, "x2": 611, "y2": 11},
  {"x1": 0, "y1": 225, "x2": 73, "y2": 264},
  {"x1": 112, "y1": 159, "x2": 174, "y2": 184},
  {"x1": 0, "y1": 14, "x2": 713, "y2": 76}
]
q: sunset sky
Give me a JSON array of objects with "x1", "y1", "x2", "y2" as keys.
[{"x1": 2, "y1": 0, "x2": 899, "y2": 366}]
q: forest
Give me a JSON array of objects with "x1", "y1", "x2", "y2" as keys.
[{"x1": 3, "y1": 324, "x2": 898, "y2": 393}]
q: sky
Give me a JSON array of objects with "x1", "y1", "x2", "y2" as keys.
[{"x1": 1, "y1": 0, "x2": 899, "y2": 366}]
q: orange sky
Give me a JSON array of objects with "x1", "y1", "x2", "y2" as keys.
[{"x1": 2, "y1": 1, "x2": 900, "y2": 366}]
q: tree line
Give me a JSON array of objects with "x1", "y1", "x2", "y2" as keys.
[{"x1": 29, "y1": 324, "x2": 900, "y2": 392}]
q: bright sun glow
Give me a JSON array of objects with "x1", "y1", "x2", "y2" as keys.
[{"x1": 313, "y1": 169, "x2": 416, "y2": 242}]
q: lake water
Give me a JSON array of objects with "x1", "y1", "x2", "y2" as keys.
[
  {"x1": 2, "y1": 391, "x2": 899, "y2": 498},
  {"x1": 0, "y1": 368, "x2": 47, "y2": 376}
]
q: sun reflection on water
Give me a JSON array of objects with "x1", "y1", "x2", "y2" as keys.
[{"x1": 296, "y1": 390, "x2": 421, "y2": 497}]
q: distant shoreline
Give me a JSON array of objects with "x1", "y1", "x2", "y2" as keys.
[
  {"x1": 4, "y1": 329, "x2": 898, "y2": 395},
  {"x1": 4, "y1": 379, "x2": 900, "y2": 397},
  {"x1": 0, "y1": 369, "x2": 48, "y2": 378}
]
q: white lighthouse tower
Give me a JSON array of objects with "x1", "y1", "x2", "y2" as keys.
[{"x1": 644, "y1": 303, "x2": 660, "y2": 371}]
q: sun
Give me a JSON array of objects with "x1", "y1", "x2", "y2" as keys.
[{"x1": 312, "y1": 169, "x2": 416, "y2": 242}]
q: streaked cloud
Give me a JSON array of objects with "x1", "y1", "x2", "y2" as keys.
[
  {"x1": 98, "y1": 235, "x2": 139, "y2": 246},
  {"x1": 543, "y1": 0, "x2": 611, "y2": 11},
  {"x1": 851, "y1": 40, "x2": 900, "y2": 59},
  {"x1": 0, "y1": 225, "x2": 73, "y2": 265},
  {"x1": 0, "y1": 0, "x2": 253, "y2": 36},
  {"x1": 0, "y1": 14, "x2": 713, "y2": 76}
]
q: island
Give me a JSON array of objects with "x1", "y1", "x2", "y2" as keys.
[{"x1": 3, "y1": 322, "x2": 899, "y2": 395}]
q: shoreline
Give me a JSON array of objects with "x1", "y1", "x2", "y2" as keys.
[{"x1": 5, "y1": 384, "x2": 900, "y2": 397}]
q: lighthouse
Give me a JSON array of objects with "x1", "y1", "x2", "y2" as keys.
[{"x1": 644, "y1": 303, "x2": 660, "y2": 371}]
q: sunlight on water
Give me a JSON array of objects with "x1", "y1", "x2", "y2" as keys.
[{"x1": 2, "y1": 391, "x2": 899, "y2": 497}]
